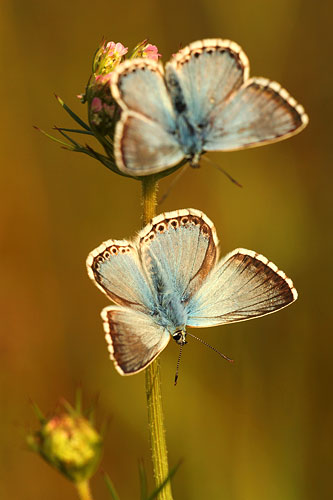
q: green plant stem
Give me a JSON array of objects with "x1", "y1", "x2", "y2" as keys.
[
  {"x1": 141, "y1": 176, "x2": 173, "y2": 500},
  {"x1": 76, "y1": 481, "x2": 93, "y2": 500}
]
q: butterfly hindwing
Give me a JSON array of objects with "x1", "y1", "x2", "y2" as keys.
[
  {"x1": 102, "y1": 306, "x2": 170, "y2": 374},
  {"x1": 204, "y1": 77, "x2": 308, "y2": 151},
  {"x1": 138, "y1": 208, "x2": 218, "y2": 300},
  {"x1": 86, "y1": 239, "x2": 154, "y2": 310},
  {"x1": 114, "y1": 112, "x2": 184, "y2": 174},
  {"x1": 187, "y1": 248, "x2": 297, "y2": 327}
]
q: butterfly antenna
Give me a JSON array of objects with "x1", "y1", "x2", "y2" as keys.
[
  {"x1": 174, "y1": 345, "x2": 183, "y2": 386},
  {"x1": 186, "y1": 332, "x2": 234, "y2": 363},
  {"x1": 201, "y1": 156, "x2": 243, "y2": 188},
  {"x1": 158, "y1": 164, "x2": 189, "y2": 205}
]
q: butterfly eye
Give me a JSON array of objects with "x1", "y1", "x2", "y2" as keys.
[
  {"x1": 120, "y1": 247, "x2": 127, "y2": 254},
  {"x1": 97, "y1": 256, "x2": 104, "y2": 263},
  {"x1": 180, "y1": 216, "x2": 189, "y2": 225},
  {"x1": 157, "y1": 223, "x2": 166, "y2": 233},
  {"x1": 191, "y1": 217, "x2": 200, "y2": 225},
  {"x1": 103, "y1": 250, "x2": 110, "y2": 259},
  {"x1": 169, "y1": 219, "x2": 179, "y2": 229},
  {"x1": 111, "y1": 246, "x2": 118, "y2": 255}
]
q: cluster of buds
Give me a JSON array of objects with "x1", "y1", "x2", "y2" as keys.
[
  {"x1": 42, "y1": 39, "x2": 162, "y2": 179},
  {"x1": 27, "y1": 398, "x2": 103, "y2": 485},
  {"x1": 82, "y1": 39, "x2": 160, "y2": 137}
]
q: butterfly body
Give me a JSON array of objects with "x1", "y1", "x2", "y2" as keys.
[
  {"x1": 110, "y1": 39, "x2": 308, "y2": 175},
  {"x1": 87, "y1": 209, "x2": 297, "y2": 375}
]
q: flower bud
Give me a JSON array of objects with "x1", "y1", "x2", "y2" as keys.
[
  {"x1": 27, "y1": 408, "x2": 102, "y2": 483},
  {"x1": 87, "y1": 74, "x2": 117, "y2": 135}
]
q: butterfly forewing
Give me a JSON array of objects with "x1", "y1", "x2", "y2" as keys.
[
  {"x1": 102, "y1": 306, "x2": 170, "y2": 374},
  {"x1": 138, "y1": 209, "x2": 218, "y2": 300},
  {"x1": 166, "y1": 39, "x2": 249, "y2": 127},
  {"x1": 112, "y1": 59, "x2": 175, "y2": 124},
  {"x1": 86, "y1": 239, "x2": 154, "y2": 310},
  {"x1": 187, "y1": 248, "x2": 297, "y2": 327}
]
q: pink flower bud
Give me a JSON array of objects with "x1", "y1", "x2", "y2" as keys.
[
  {"x1": 91, "y1": 97, "x2": 103, "y2": 113},
  {"x1": 142, "y1": 44, "x2": 161, "y2": 61}
]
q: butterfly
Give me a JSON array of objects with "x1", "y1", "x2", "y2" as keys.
[
  {"x1": 110, "y1": 38, "x2": 308, "y2": 176},
  {"x1": 86, "y1": 209, "x2": 297, "y2": 375}
]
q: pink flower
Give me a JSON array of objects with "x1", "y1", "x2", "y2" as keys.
[
  {"x1": 105, "y1": 41, "x2": 128, "y2": 58},
  {"x1": 91, "y1": 97, "x2": 103, "y2": 113},
  {"x1": 95, "y1": 73, "x2": 112, "y2": 85},
  {"x1": 142, "y1": 44, "x2": 161, "y2": 61}
]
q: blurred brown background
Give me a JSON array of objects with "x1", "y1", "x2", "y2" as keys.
[{"x1": 0, "y1": 0, "x2": 331, "y2": 499}]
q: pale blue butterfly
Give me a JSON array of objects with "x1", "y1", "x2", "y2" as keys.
[
  {"x1": 86, "y1": 209, "x2": 297, "y2": 375},
  {"x1": 110, "y1": 38, "x2": 308, "y2": 176}
]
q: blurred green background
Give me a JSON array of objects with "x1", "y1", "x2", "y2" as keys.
[{"x1": 1, "y1": 0, "x2": 331, "y2": 499}]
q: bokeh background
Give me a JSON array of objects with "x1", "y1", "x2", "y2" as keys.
[{"x1": 1, "y1": 1, "x2": 331, "y2": 499}]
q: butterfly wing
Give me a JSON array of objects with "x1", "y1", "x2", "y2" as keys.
[
  {"x1": 165, "y1": 39, "x2": 249, "y2": 130},
  {"x1": 111, "y1": 59, "x2": 184, "y2": 174},
  {"x1": 187, "y1": 248, "x2": 297, "y2": 327},
  {"x1": 166, "y1": 39, "x2": 307, "y2": 151},
  {"x1": 86, "y1": 239, "x2": 155, "y2": 310},
  {"x1": 138, "y1": 208, "x2": 218, "y2": 300},
  {"x1": 203, "y1": 77, "x2": 308, "y2": 151},
  {"x1": 102, "y1": 306, "x2": 170, "y2": 374}
]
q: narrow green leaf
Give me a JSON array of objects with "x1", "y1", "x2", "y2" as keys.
[
  {"x1": 55, "y1": 94, "x2": 91, "y2": 131},
  {"x1": 29, "y1": 399, "x2": 46, "y2": 424},
  {"x1": 104, "y1": 472, "x2": 121, "y2": 500},
  {"x1": 53, "y1": 127, "x2": 94, "y2": 136},
  {"x1": 138, "y1": 460, "x2": 148, "y2": 500},
  {"x1": 146, "y1": 461, "x2": 181, "y2": 500},
  {"x1": 54, "y1": 127, "x2": 82, "y2": 148},
  {"x1": 75, "y1": 387, "x2": 82, "y2": 414},
  {"x1": 33, "y1": 126, "x2": 74, "y2": 148}
]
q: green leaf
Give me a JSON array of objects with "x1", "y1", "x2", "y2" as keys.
[
  {"x1": 29, "y1": 399, "x2": 46, "y2": 424},
  {"x1": 146, "y1": 461, "x2": 181, "y2": 500},
  {"x1": 104, "y1": 472, "x2": 121, "y2": 500},
  {"x1": 75, "y1": 387, "x2": 82, "y2": 414},
  {"x1": 53, "y1": 127, "x2": 94, "y2": 135},
  {"x1": 55, "y1": 94, "x2": 91, "y2": 131},
  {"x1": 138, "y1": 460, "x2": 148, "y2": 500},
  {"x1": 33, "y1": 126, "x2": 74, "y2": 149},
  {"x1": 54, "y1": 127, "x2": 83, "y2": 148}
]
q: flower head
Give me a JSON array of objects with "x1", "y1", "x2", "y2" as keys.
[
  {"x1": 93, "y1": 40, "x2": 128, "y2": 75},
  {"x1": 141, "y1": 43, "x2": 161, "y2": 61},
  {"x1": 27, "y1": 399, "x2": 102, "y2": 484},
  {"x1": 132, "y1": 40, "x2": 161, "y2": 61}
]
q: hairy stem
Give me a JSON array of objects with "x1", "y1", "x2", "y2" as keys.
[
  {"x1": 76, "y1": 481, "x2": 93, "y2": 500},
  {"x1": 141, "y1": 175, "x2": 173, "y2": 500}
]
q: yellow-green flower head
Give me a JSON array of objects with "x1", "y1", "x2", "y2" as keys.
[
  {"x1": 28, "y1": 412, "x2": 102, "y2": 484},
  {"x1": 93, "y1": 40, "x2": 128, "y2": 75}
]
